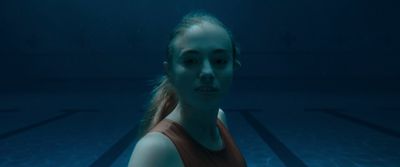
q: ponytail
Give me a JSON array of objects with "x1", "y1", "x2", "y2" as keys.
[{"x1": 136, "y1": 75, "x2": 178, "y2": 139}]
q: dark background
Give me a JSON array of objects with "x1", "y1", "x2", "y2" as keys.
[{"x1": 1, "y1": 0, "x2": 399, "y2": 93}]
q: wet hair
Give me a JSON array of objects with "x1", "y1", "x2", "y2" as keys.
[{"x1": 136, "y1": 11, "x2": 240, "y2": 139}]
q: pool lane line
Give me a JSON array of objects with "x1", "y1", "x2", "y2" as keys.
[
  {"x1": 241, "y1": 111, "x2": 308, "y2": 167},
  {"x1": 319, "y1": 109, "x2": 400, "y2": 139},
  {"x1": 89, "y1": 124, "x2": 139, "y2": 167},
  {"x1": 0, "y1": 109, "x2": 99, "y2": 140},
  {"x1": 0, "y1": 111, "x2": 79, "y2": 140}
]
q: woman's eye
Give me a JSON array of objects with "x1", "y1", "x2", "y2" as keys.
[
  {"x1": 215, "y1": 59, "x2": 227, "y2": 65},
  {"x1": 184, "y1": 59, "x2": 197, "y2": 65}
]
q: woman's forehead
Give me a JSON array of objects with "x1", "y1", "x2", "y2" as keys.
[
  {"x1": 183, "y1": 23, "x2": 231, "y2": 43},
  {"x1": 174, "y1": 22, "x2": 232, "y2": 54}
]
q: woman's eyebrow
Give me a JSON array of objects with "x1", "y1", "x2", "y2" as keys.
[
  {"x1": 212, "y1": 49, "x2": 231, "y2": 57},
  {"x1": 213, "y1": 49, "x2": 229, "y2": 54},
  {"x1": 179, "y1": 48, "x2": 229, "y2": 58},
  {"x1": 180, "y1": 49, "x2": 200, "y2": 57}
]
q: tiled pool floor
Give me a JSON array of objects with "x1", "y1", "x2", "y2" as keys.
[{"x1": 0, "y1": 92, "x2": 399, "y2": 167}]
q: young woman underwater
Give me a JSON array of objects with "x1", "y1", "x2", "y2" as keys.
[{"x1": 128, "y1": 11, "x2": 247, "y2": 167}]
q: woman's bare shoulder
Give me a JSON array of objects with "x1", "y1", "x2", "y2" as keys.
[{"x1": 128, "y1": 132, "x2": 183, "y2": 167}]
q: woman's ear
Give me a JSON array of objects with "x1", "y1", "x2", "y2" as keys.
[
  {"x1": 163, "y1": 61, "x2": 170, "y2": 76},
  {"x1": 234, "y1": 60, "x2": 241, "y2": 70}
]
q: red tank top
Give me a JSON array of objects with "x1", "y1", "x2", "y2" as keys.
[{"x1": 150, "y1": 118, "x2": 247, "y2": 167}]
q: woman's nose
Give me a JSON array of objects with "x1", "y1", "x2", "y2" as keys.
[{"x1": 199, "y1": 60, "x2": 215, "y2": 83}]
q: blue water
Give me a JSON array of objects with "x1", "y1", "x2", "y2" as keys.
[{"x1": 1, "y1": 0, "x2": 399, "y2": 166}]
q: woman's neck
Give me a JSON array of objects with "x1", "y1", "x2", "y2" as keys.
[{"x1": 167, "y1": 102, "x2": 220, "y2": 143}]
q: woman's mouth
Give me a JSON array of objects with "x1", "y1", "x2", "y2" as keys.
[{"x1": 195, "y1": 86, "x2": 218, "y2": 93}]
